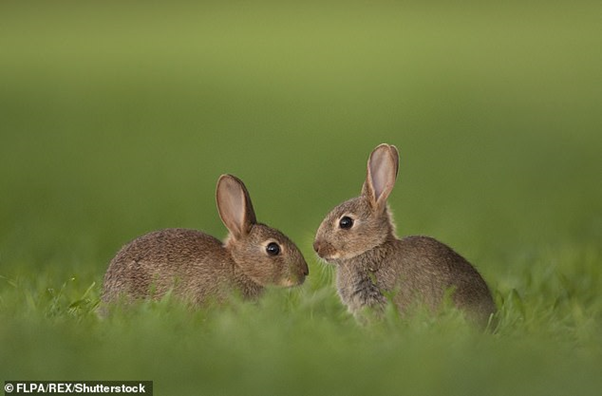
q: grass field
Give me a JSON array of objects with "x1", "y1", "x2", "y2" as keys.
[{"x1": 1, "y1": 2, "x2": 601, "y2": 395}]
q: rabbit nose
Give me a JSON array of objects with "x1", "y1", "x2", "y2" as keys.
[
  {"x1": 314, "y1": 240, "x2": 329, "y2": 257},
  {"x1": 313, "y1": 240, "x2": 322, "y2": 254},
  {"x1": 302, "y1": 263, "x2": 309, "y2": 276}
]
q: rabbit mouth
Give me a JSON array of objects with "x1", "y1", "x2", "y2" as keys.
[
  {"x1": 316, "y1": 249, "x2": 367, "y2": 263},
  {"x1": 281, "y1": 276, "x2": 305, "y2": 287},
  {"x1": 316, "y1": 253, "x2": 340, "y2": 263}
]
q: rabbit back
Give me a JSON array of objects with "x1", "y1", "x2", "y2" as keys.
[
  {"x1": 394, "y1": 236, "x2": 495, "y2": 319},
  {"x1": 101, "y1": 228, "x2": 261, "y2": 304}
]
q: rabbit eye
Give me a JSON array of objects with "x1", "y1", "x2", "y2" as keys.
[
  {"x1": 339, "y1": 216, "x2": 354, "y2": 229},
  {"x1": 266, "y1": 242, "x2": 281, "y2": 256}
]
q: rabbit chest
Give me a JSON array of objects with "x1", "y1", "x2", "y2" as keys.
[
  {"x1": 334, "y1": 242, "x2": 408, "y2": 314},
  {"x1": 336, "y1": 260, "x2": 396, "y2": 314}
]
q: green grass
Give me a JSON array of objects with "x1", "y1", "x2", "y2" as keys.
[{"x1": 1, "y1": 2, "x2": 602, "y2": 395}]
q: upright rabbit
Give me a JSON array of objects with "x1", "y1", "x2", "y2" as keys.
[
  {"x1": 102, "y1": 174, "x2": 309, "y2": 306},
  {"x1": 313, "y1": 144, "x2": 495, "y2": 326}
]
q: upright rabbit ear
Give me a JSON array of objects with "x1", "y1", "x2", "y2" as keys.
[
  {"x1": 362, "y1": 144, "x2": 399, "y2": 211},
  {"x1": 216, "y1": 174, "x2": 257, "y2": 240},
  {"x1": 390, "y1": 144, "x2": 400, "y2": 178}
]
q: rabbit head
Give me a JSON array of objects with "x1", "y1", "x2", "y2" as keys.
[
  {"x1": 217, "y1": 174, "x2": 309, "y2": 286},
  {"x1": 313, "y1": 144, "x2": 399, "y2": 262}
]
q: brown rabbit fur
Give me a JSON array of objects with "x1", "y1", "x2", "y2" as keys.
[
  {"x1": 313, "y1": 144, "x2": 496, "y2": 326},
  {"x1": 102, "y1": 174, "x2": 309, "y2": 307}
]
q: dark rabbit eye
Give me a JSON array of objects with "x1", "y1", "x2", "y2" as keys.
[
  {"x1": 339, "y1": 216, "x2": 354, "y2": 229},
  {"x1": 266, "y1": 242, "x2": 281, "y2": 256}
]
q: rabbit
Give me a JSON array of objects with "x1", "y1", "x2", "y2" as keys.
[
  {"x1": 313, "y1": 144, "x2": 496, "y2": 326},
  {"x1": 101, "y1": 174, "x2": 309, "y2": 307}
]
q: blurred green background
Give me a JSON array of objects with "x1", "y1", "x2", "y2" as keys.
[{"x1": 1, "y1": 1, "x2": 601, "y2": 395}]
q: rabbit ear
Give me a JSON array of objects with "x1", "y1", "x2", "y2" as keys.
[
  {"x1": 362, "y1": 144, "x2": 399, "y2": 211},
  {"x1": 216, "y1": 174, "x2": 257, "y2": 240},
  {"x1": 390, "y1": 144, "x2": 400, "y2": 178}
]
